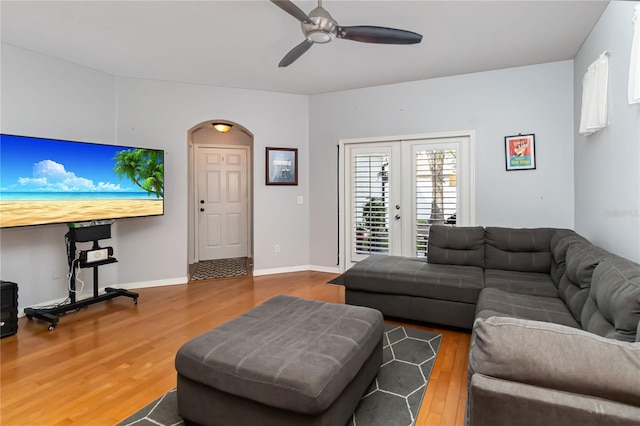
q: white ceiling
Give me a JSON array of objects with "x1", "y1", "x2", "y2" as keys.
[{"x1": 1, "y1": 1, "x2": 608, "y2": 95}]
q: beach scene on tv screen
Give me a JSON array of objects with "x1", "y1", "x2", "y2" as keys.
[{"x1": 0, "y1": 135, "x2": 164, "y2": 228}]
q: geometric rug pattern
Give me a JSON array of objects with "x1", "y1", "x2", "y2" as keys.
[
  {"x1": 117, "y1": 324, "x2": 441, "y2": 426},
  {"x1": 190, "y1": 257, "x2": 248, "y2": 280},
  {"x1": 347, "y1": 324, "x2": 441, "y2": 426}
]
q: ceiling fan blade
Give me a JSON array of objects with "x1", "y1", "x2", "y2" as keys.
[
  {"x1": 337, "y1": 26, "x2": 422, "y2": 44},
  {"x1": 279, "y1": 40, "x2": 314, "y2": 67},
  {"x1": 270, "y1": 0, "x2": 310, "y2": 23}
]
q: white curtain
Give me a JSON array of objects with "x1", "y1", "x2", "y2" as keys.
[
  {"x1": 630, "y1": 4, "x2": 640, "y2": 104},
  {"x1": 579, "y1": 52, "x2": 609, "y2": 135}
]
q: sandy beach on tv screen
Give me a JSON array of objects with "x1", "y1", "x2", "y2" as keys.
[{"x1": 0, "y1": 200, "x2": 163, "y2": 227}]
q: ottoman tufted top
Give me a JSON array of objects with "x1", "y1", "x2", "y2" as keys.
[{"x1": 175, "y1": 295, "x2": 384, "y2": 415}]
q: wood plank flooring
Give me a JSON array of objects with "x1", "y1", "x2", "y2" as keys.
[{"x1": 0, "y1": 271, "x2": 470, "y2": 425}]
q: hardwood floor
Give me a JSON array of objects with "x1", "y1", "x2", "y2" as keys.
[{"x1": 0, "y1": 271, "x2": 470, "y2": 425}]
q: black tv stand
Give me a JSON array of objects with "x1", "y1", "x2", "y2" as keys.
[{"x1": 24, "y1": 223, "x2": 138, "y2": 331}]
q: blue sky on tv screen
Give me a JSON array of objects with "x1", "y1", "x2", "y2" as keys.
[{"x1": 0, "y1": 134, "x2": 160, "y2": 196}]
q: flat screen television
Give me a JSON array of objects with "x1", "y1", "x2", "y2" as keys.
[{"x1": 0, "y1": 134, "x2": 164, "y2": 228}]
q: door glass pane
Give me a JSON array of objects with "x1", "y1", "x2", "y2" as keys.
[
  {"x1": 353, "y1": 153, "x2": 389, "y2": 255},
  {"x1": 415, "y1": 149, "x2": 457, "y2": 257}
]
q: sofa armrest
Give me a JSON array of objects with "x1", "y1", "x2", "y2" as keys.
[
  {"x1": 467, "y1": 374, "x2": 640, "y2": 426},
  {"x1": 469, "y1": 316, "x2": 640, "y2": 408}
]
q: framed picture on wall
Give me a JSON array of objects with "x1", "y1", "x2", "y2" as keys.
[
  {"x1": 266, "y1": 147, "x2": 298, "y2": 185},
  {"x1": 505, "y1": 134, "x2": 536, "y2": 171}
]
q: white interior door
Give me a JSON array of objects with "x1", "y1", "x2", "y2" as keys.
[{"x1": 197, "y1": 147, "x2": 248, "y2": 260}]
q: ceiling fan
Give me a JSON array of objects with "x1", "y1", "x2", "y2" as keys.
[{"x1": 271, "y1": 0, "x2": 423, "y2": 67}]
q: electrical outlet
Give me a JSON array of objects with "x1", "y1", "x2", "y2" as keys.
[
  {"x1": 297, "y1": 196, "x2": 303, "y2": 205},
  {"x1": 274, "y1": 244, "x2": 280, "y2": 253}
]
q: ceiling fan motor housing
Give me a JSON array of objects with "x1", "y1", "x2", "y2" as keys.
[{"x1": 302, "y1": 6, "x2": 337, "y2": 43}]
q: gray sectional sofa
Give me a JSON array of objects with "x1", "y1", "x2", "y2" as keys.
[{"x1": 343, "y1": 225, "x2": 640, "y2": 425}]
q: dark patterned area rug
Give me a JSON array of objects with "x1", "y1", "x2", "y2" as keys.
[
  {"x1": 190, "y1": 258, "x2": 248, "y2": 280},
  {"x1": 118, "y1": 324, "x2": 441, "y2": 426}
]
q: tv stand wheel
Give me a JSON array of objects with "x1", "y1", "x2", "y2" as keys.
[
  {"x1": 48, "y1": 324, "x2": 56, "y2": 331},
  {"x1": 133, "y1": 298, "x2": 138, "y2": 305}
]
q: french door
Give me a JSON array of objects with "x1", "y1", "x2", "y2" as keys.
[{"x1": 342, "y1": 134, "x2": 473, "y2": 269}]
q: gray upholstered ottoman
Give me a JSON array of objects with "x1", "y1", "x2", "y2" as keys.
[{"x1": 175, "y1": 295, "x2": 384, "y2": 426}]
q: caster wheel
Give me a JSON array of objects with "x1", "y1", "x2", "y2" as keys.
[
  {"x1": 48, "y1": 324, "x2": 56, "y2": 331},
  {"x1": 26, "y1": 315, "x2": 33, "y2": 320},
  {"x1": 133, "y1": 298, "x2": 138, "y2": 305}
]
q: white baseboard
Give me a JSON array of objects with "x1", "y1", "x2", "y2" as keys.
[
  {"x1": 309, "y1": 265, "x2": 341, "y2": 274},
  {"x1": 118, "y1": 276, "x2": 188, "y2": 290},
  {"x1": 18, "y1": 276, "x2": 188, "y2": 317},
  {"x1": 253, "y1": 265, "x2": 341, "y2": 276},
  {"x1": 253, "y1": 265, "x2": 311, "y2": 276},
  {"x1": 17, "y1": 269, "x2": 344, "y2": 318}
]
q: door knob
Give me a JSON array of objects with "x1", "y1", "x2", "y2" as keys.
[
  {"x1": 395, "y1": 214, "x2": 401, "y2": 220},
  {"x1": 200, "y1": 208, "x2": 205, "y2": 212},
  {"x1": 200, "y1": 200, "x2": 205, "y2": 204},
  {"x1": 395, "y1": 205, "x2": 400, "y2": 210}
]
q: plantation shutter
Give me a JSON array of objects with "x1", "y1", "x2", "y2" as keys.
[
  {"x1": 352, "y1": 152, "x2": 390, "y2": 258},
  {"x1": 414, "y1": 147, "x2": 458, "y2": 257}
]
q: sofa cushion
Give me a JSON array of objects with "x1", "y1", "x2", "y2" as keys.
[
  {"x1": 468, "y1": 374, "x2": 640, "y2": 426},
  {"x1": 484, "y1": 269, "x2": 558, "y2": 297},
  {"x1": 581, "y1": 254, "x2": 640, "y2": 342},
  {"x1": 427, "y1": 225, "x2": 485, "y2": 267},
  {"x1": 557, "y1": 243, "x2": 607, "y2": 323},
  {"x1": 475, "y1": 288, "x2": 580, "y2": 329},
  {"x1": 344, "y1": 255, "x2": 483, "y2": 304},
  {"x1": 469, "y1": 317, "x2": 640, "y2": 408},
  {"x1": 485, "y1": 227, "x2": 554, "y2": 273},
  {"x1": 549, "y1": 229, "x2": 590, "y2": 286}
]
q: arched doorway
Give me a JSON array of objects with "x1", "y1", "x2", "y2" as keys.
[{"x1": 187, "y1": 120, "x2": 254, "y2": 277}]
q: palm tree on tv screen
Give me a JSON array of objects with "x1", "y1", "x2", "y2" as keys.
[{"x1": 113, "y1": 149, "x2": 164, "y2": 198}]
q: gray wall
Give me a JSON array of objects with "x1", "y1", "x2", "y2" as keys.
[
  {"x1": 4, "y1": 1, "x2": 638, "y2": 310},
  {"x1": 1, "y1": 44, "x2": 119, "y2": 308},
  {"x1": 115, "y1": 77, "x2": 310, "y2": 282},
  {"x1": 1, "y1": 44, "x2": 310, "y2": 310},
  {"x1": 309, "y1": 61, "x2": 576, "y2": 268},
  {"x1": 574, "y1": 1, "x2": 640, "y2": 262}
]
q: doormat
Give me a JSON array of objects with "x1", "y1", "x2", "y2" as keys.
[
  {"x1": 118, "y1": 324, "x2": 441, "y2": 426},
  {"x1": 190, "y1": 258, "x2": 248, "y2": 280}
]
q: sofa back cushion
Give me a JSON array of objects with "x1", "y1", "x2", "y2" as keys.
[
  {"x1": 427, "y1": 225, "x2": 485, "y2": 267},
  {"x1": 558, "y1": 243, "x2": 607, "y2": 323},
  {"x1": 581, "y1": 254, "x2": 640, "y2": 342},
  {"x1": 484, "y1": 227, "x2": 554, "y2": 273},
  {"x1": 549, "y1": 229, "x2": 590, "y2": 286}
]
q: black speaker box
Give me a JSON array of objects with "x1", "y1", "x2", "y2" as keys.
[
  {"x1": 68, "y1": 224, "x2": 111, "y2": 242},
  {"x1": 1, "y1": 281, "x2": 18, "y2": 338}
]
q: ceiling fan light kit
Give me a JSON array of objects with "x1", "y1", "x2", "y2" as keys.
[{"x1": 271, "y1": 0, "x2": 423, "y2": 67}]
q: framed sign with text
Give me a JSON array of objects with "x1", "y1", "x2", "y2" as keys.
[{"x1": 505, "y1": 134, "x2": 536, "y2": 171}]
